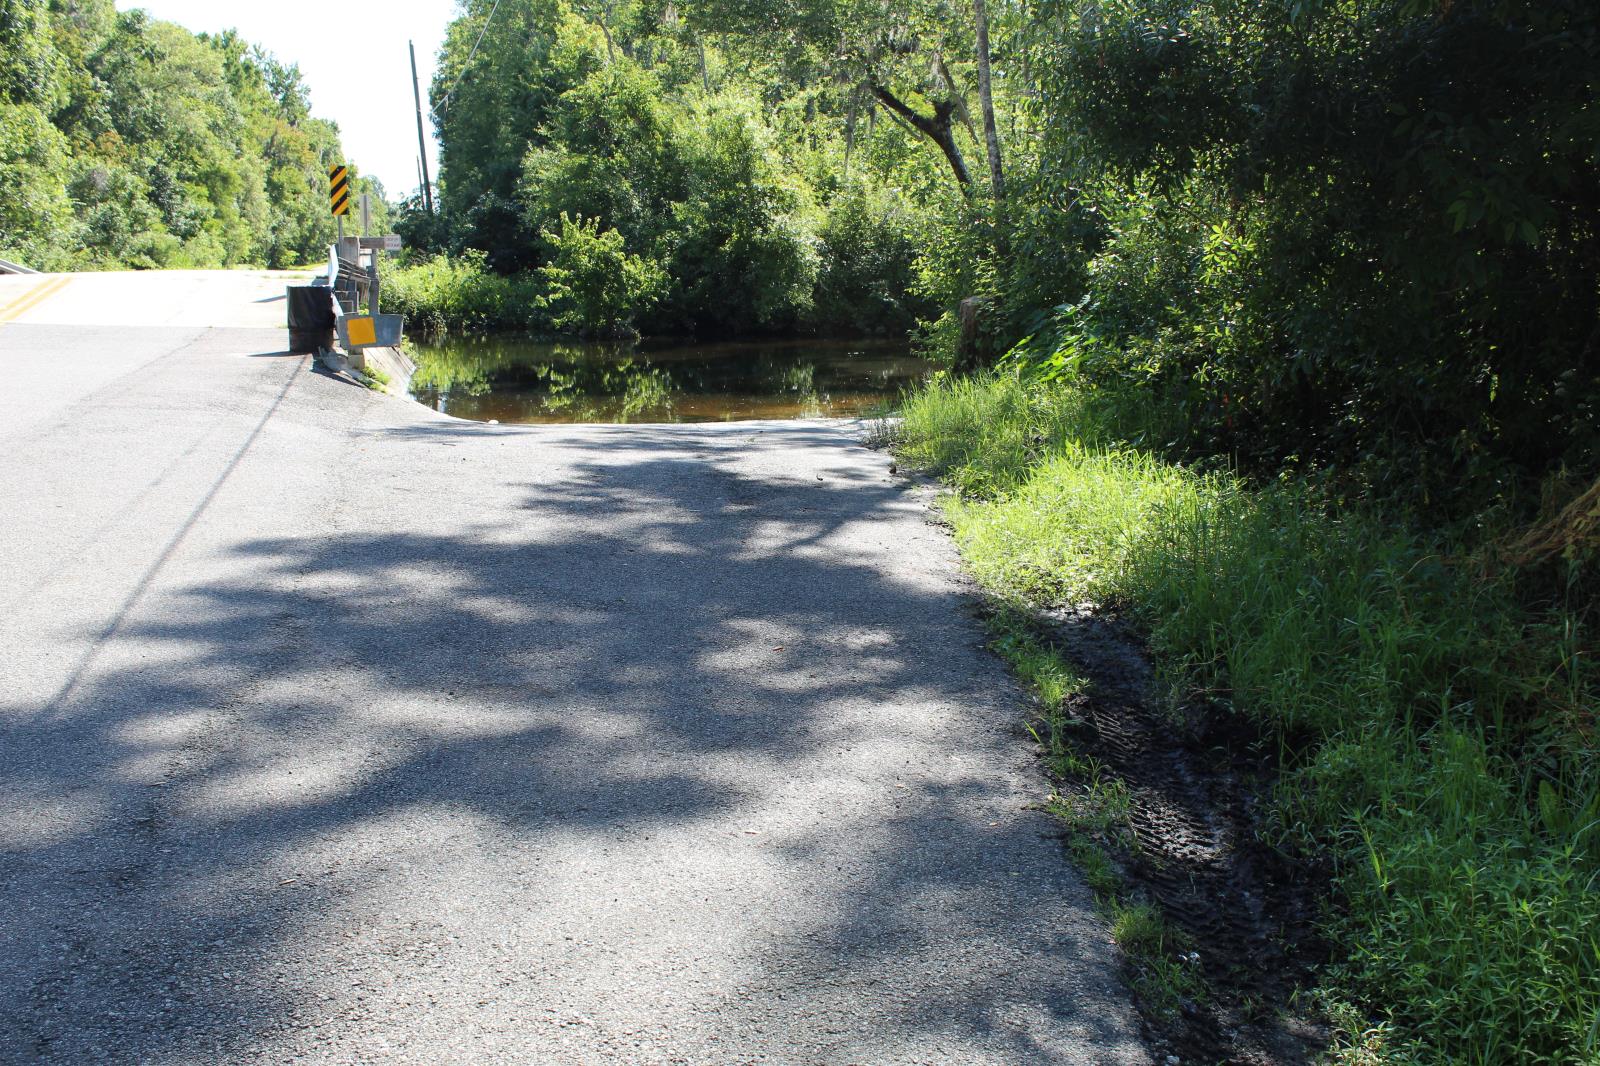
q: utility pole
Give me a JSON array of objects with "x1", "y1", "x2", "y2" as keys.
[{"x1": 410, "y1": 40, "x2": 435, "y2": 214}]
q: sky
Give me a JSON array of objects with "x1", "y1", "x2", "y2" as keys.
[{"x1": 113, "y1": 0, "x2": 462, "y2": 198}]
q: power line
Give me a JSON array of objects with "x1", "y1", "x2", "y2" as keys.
[{"x1": 430, "y1": 0, "x2": 504, "y2": 119}]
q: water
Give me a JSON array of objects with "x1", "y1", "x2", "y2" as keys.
[{"x1": 406, "y1": 336, "x2": 932, "y2": 424}]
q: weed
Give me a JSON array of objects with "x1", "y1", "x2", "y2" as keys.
[
  {"x1": 1066, "y1": 834, "x2": 1123, "y2": 900},
  {"x1": 983, "y1": 607, "x2": 1204, "y2": 1019},
  {"x1": 1319, "y1": 993, "x2": 1415, "y2": 1065},
  {"x1": 985, "y1": 613, "x2": 1104, "y2": 799},
  {"x1": 1111, "y1": 900, "x2": 1206, "y2": 1018}
]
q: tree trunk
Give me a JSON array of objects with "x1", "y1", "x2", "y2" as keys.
[
  {"x1": 844, "y1": 98, "x2": 857, "y2": 175},
  {"x1": 933, "y1": 52, "x2": 979, "y2": 145},
  {"x1": 973, "y1": 0, "x2": 1005, "y2": 205},
  {"x1": 871, "y1": 85, "x2": 972, "y2": 186}
]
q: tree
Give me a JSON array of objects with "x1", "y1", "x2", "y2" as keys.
[
  {"x1": 971, "y1": 0, "x2": 1002, "y2": 203},
  {"x1": 431, "y1": 0, "x2": 602, "y2": 268},
  {"x1": 681, "y1": 0, "x2": 982, "y2": 188},
  {"x1": 0, "y1": 0, "x2": 351, "y2": 269}
]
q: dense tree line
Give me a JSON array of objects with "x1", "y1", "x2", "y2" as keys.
[
  {"x1": 1012, "y1": 0, "x2": 1600, "y2": 504},
  {"x1": 395, "y1": 0, "x2": 957, "y2": 337},
  {"x1": 0, "y1": 0, "x2": 363, "y2": 270},
  {"x1": 409, "y1": 0, "x2": 1597, "y2": 501}
]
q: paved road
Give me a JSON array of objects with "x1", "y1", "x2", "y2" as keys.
[{"x1": 0, "y1": 273, "x2": 1147, "y2": 1064}]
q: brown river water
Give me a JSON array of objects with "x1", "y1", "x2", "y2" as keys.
[{"x1": 406, "y1": 335, "x2": 932, "y2": 424}]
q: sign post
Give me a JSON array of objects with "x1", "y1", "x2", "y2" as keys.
[{"x1": 318, "y1": 162, "x2": 405, "y2": 353}]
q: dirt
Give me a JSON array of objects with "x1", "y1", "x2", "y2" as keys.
[{"x1": 1025, "y1": 604, "x2": 1333, "y2": 1065}]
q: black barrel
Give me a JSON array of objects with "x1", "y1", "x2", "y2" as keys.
[{"x1": 286, "y1": 285, "x2": 336, "y2": 352}]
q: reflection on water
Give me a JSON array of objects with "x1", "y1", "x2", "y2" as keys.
[{"x1": 406, "y1": 335, "x2": 932, "y2": 424}]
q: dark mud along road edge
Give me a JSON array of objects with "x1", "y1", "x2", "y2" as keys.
[{"x1": 1004, "y1": 599, "x2": 1334, "y2": 1064}]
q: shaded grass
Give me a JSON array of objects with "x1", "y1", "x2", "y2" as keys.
[{"x1": 903, "y1": 372, "x2": 1600, "y2": 1064}]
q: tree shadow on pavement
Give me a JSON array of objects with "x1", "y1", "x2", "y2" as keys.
[{"x1": 1, "y1": 432, "x2": 1145, "y2": 1063}]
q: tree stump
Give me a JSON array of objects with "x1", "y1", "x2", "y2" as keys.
[{"x1": 955, "y1": 295, "x2": 991, "y2": 372}]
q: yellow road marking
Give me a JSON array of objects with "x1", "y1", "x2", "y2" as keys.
[
  {"x1": 0, "y1": 279, "x2": 51, "y2": 320},
  {"x1": 0, "y1": 276, "x2": 72, "y2": 323}
]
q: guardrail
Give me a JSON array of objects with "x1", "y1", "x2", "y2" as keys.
[
  {"x1": 290, "y1": 234, "x2": 403, "y2": 354},
  {"x1": 0, "y1": 258, "x2": 39, "y2": 275}
]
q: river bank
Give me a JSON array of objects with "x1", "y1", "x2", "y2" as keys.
[{"x1": 886, "y1": 372, "x2": 1600, "y2": 1064}]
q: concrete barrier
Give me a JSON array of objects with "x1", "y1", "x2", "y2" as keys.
[
  {"x1": 317, "y1": 343, "x2": 416, "y2": 397},
  {"x1": 352, "y1": 344, "x2": 416, "y2": 395}
]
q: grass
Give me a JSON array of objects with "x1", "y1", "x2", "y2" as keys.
[
  {"x1": 1110, "y1": 899, "x2": 1206, "y2": 1017},
  {"x1": 899, "y1": 371, "x2": 1600, "y2": 1064},
  {"x1": 986, "y1": 613, "x2": 1133, "y2": 839},
  {"x1": 361, "y1": 365, "x2": 392, "y2": 392}
]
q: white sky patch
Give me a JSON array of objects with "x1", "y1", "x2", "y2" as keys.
[{"x1": 114, "y1": 0, "x2": 461, "y2": 197}]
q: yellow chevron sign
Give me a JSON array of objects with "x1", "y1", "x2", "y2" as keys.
[{"x1": 329, "y1": 165, "x2": 352, "y2": 216}]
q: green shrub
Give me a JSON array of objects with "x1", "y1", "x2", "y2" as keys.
[
  {"x1": 384, "y1": 252, "x2": 546, "y2": 335},
  {"x1": 811, "y1": 182, "x2": 929, "y2": 335},
  {"x1": 518, "y1": 63, "x2": 686, "y2": 252},
  {"x1": 1012, "y1": 0, "x2": 1600, "y2": 502},
  {"x1": 537, "y1": 213, "x2": 667, "y2": 339},
  {"x1": 659, "y1": 106, "x2": 819, "y2": 334}
]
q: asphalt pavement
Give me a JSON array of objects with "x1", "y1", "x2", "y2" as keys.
[{"x1": 0, "y1": 272, "x2": 1148, "y2": 1064}]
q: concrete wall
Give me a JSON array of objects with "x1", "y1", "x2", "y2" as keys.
[{"x1": 317, "y1": 344, "x2": 416, "y2": 397}]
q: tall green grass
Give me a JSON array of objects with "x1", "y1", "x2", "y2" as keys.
[{"x1": 897, "y1": 372, "x2": 1600, "y2": 1064}]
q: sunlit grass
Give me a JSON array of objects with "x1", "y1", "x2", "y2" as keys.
[{"x1": 900, "y1": 371, "x2": 1600, "y2": 1063}]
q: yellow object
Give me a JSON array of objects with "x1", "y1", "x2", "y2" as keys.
[
  {"x1": 346, "y1": 316, "x2": 377, "y2": 347},
  {"x1": 329, "y1": 165, "x2": 351, "y2": 217}
]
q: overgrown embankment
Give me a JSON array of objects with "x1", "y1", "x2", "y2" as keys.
[{"x1": 893, "y1": 372, "x2": 1599, "y2": 1064}]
